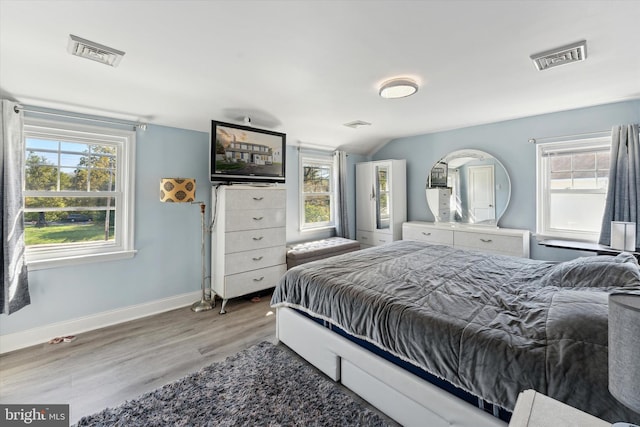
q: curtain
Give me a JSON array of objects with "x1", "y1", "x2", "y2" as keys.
[
  {"x1": 1, "y1": 100, "x2": 30, "y2": 314},
  {"x1": 334, "y1": 150, "x2": 351, "y2": 239},
  {"x1": 599, "y1": 124, "x2": 639, "y2": 248}
]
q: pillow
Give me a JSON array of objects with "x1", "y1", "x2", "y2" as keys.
[{"x1": 540, "y1": 253, "x2": 640, "y2": 290}]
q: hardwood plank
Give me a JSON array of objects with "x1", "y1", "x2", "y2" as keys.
[{"x1": 0, "y1": 292, "x2": 276, "y2": 424}]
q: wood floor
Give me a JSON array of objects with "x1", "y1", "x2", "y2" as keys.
[{"x1": 0, "y1": 292, "x2": 278, "y2": 424}]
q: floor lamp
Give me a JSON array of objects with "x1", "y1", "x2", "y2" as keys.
[{"x1": 160, "y1": 178, "x2": 213, "y2": 312}]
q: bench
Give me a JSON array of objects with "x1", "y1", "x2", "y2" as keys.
[{"x1": 286, "y1": 237, "x2": 360, "y2": 269}]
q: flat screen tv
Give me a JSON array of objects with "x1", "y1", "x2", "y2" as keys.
[{"x1": 210, "y1": 120, "x2": 286, "y2": 183}]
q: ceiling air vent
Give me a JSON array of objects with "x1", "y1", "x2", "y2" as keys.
[
  {"x1": 343, "y1": 120, "x2": 372, "y2": 129},
  {"x1": 67, "y1": 34, "x2": 125, "y2": 67},
  {"x1": 530, "y1": 40, "x2": 587, "y2": 71}
]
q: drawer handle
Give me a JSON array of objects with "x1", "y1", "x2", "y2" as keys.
[
  {"x1": 252, "y1": 256, "x2": 263, "y2": 261},
  {"x1": 480, "y1": 238, "x2": 493, "y2": 243},
  {"x1": 253, "y1": 276, "x2": 265, "y2": 282},
  {"x1": 361, "y1": 236, "x2": 368, "y2": 240},
  {"x1": 253, "y1": 197, "x2": 264, "y2": 201},
  {"x1": 253, "y1": 216, "x2": 264, "y2": 221},
  {"x1": 253, "y1": 236, "x2": 264, "y2": 241},
  {"x1": 422, "y1": 232, "x2": 432, "y2": 236},
  {"x1": 379, "y1": 239, "x2": 387, "y2": 243}
]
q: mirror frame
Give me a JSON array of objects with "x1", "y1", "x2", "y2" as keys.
[{"x1": 426, "y1": 149, "x2": 511, "y2": 227}]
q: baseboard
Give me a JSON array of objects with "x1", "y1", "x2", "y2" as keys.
[{"x1": 0, "y1": 291, "x2": 201, "y2": 354}]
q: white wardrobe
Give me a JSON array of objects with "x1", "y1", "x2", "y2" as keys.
[
  {"x1": 356, "y1": 160, "x2": 406, "y2": 248},
  {"x1": 211, "y1": 185, "x2": 287, "y2": 314}
]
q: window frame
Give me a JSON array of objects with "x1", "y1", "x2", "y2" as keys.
[
  {"x1": 299, "y1": 155, "x2": 335, "y2": 231},
  {"x1": 23, "y1": 117, "x2": 136, "y2": 270},
  {"x1": 536, "y1": 136, "x2": 611, "y2": 242}
]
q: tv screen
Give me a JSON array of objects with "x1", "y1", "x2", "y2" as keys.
[{"x1": 210, "y1": 120, "x2": 286, "y2": 183}]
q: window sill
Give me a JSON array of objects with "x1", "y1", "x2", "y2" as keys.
[
  {"x1": 300, "y1": 225, "x2": 336, "y2": 233},
  {"x1": 538, "y1": 239, "x2": 639, "y2": 257},
  {"x1": 27, "y1": 250, "x2": 137, "y2": 271}
]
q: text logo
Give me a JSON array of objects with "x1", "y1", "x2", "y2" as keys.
[{"x1": 1, "y1": 405, "x2": 69, "y2": 426}]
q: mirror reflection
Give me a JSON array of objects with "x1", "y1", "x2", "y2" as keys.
[
  {"x1": 426, "y1": 149, "x2": 510, "y2": 227},
  {"x1": 376, "y1": 165, "x2": 390, "y2": 229}
]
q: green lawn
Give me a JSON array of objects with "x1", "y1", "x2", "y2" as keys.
[{"x1": 25, "y1": 223, "x2": 114, "y2": 245}]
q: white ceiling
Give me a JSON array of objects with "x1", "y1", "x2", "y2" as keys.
[{"x1": 1, "y1": 0, "x2": 639, "y2": 154}]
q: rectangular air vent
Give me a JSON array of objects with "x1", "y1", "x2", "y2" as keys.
[
  {"x1": 67, "y1": 34, "x2": 125, "y2": 67},
  {"x1": 530, "y1": 40, "x2": 587, "y2": 71}
]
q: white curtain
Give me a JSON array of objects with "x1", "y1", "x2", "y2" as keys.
[
  {"x1": 599, "y1": 124, "x2": 639, "y2": 248},
  {"x1": 1, "y1": 100, "x2": 30, "y2": 314},
  {"x1": 334, "y1": 151, "x2": 351, "y2": 239}
]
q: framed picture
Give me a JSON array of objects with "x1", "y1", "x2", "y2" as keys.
[{"x1": 430, "y1": 161, "x2": 448, "y2": 187}]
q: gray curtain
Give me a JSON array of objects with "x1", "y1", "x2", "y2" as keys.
[
  {"x1": 1, "y1": 100, "x2": 30, "y2": 314},
  {"x1": 599, "y1": 124, "x2": 639, "y2": 249},
  {"x1": 334, "y1": 150, "x2": 351, "y2": 238}
]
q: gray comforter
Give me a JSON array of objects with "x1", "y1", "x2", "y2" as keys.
[{"x1": 271, "y1": 240, "x2": 640, "y2": 423}]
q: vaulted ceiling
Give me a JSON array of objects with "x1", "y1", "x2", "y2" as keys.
[{"x1": 1, "y1": 0, "x2": 639, "y2": 154}]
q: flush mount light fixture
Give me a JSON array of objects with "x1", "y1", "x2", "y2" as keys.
[
  {"x1": 379, "y1": 78, "x2": 418, "y2": 99},
  {"x1": 530, "y1": 40, "x2": 587, "y2": 71},
  {"x1": 67, "y1": 34, "x2": 125, "y2": 67}
]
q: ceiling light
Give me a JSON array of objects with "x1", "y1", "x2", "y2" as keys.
[
  {"x1": 67, "y1": 34, "x2": 125, "y2": 67},
  {"x1": 379, "y1": 78, "x2": 418, "y2": 99},
  {"x1": 530, "y1": 40, "x2": 587, "y2": 71}
]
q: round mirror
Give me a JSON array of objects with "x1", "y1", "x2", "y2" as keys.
[{"x1": 426, "y1": 149, "x2": 511, "y2": 227}]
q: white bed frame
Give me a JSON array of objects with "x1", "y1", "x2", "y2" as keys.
[{"x1": 276, "y1": 307, "x2": 507, "y2": 427}]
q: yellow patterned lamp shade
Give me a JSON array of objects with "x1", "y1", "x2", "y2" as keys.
[{"x1": 160, "y1": 178, "x2": 196, "y2": 203}]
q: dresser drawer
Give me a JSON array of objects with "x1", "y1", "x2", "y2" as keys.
[
  {"x1": 225, "y1": 247, "x2": 286, "y2": 275},
  {"x1": 358, "y1": 230, "x2": 393, "y2": 247},
  {"x1": 454, "y1": 231, "x2": 524, "y2": 256},
  {"x1": 356, "y1": 230, "x2": 374, "y2": 246},
  {"x1": 223, "y1": 264, "x2": 287, "y2": 299},
  {"x1": 225, "y1": 189, "x2": 286, "y2": 211},
  {"x1": 225, "y1": 227, "x2": 286, "y2": 254},
  {"x1": 225, "y1": 208, "x2": 285, "y2": 231},
  {"x1": 372, "y1": 232, "x2": 392, "y2": 246},
  {"x1": 402, "y1": 224, "x2": 454, "y2": 245}
]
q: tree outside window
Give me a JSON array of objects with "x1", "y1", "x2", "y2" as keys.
[
  {"x1": 301, "y1": 157, "x2": 334, "y2": 229},
  {"x1": 23, "y1": 118, "x2": 135, "y2": 268}
]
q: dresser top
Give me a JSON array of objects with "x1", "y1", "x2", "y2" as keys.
[{"x1": 404, "y1": 221, "x2": 530, "y2": 236}]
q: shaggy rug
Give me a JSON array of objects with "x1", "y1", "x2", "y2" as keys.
[{"x1": 75, "y1": 341, "x2": 392, "y2": 426}]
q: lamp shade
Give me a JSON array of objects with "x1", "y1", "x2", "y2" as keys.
[
  {"x1": 609, "y1": 292, "x2": 640, "y2": 413},
  {"x1": 160, "y1": 178, "x2": 196, "y2": 203},
  {"x1": 611, "y1": 221, "x2": 637, "y2": 251}
]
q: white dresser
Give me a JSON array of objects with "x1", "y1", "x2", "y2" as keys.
[
  {"x1": 425, "y1": 188, "x2": 452, "y2": 222},
  {"x1": 402, "y1": 221, "x2": 530, "y2": 258},
  {"x1": 211, "y1": 185, "x2": 287, "y2": 314}
]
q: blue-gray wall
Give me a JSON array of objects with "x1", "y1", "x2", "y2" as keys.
[
  {"x1": 3, "y1": 99, "x2": 638, "y2": 337},
  {"x1": 0, "y1": 127, "x2": 365, "y2": 336},
  {"x1": 373, "y1": 99, "x2": 640, "y2": 261}
]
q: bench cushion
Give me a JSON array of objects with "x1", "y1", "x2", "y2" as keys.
[{"x1": 287, "y1": 237, "x2": 360, "y2": 268}]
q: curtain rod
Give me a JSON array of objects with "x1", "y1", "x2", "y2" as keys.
[
  {"x1": 13, "y1": 105, "x2": 147, "y2": 131},
  {"x1": 529, "y1": 124, "x2": 639, "y2": 144},
  {"x1": 528, "y1": 129, "x2": 610, "y2": 144}
]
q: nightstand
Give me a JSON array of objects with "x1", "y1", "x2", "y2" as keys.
[{"x1": 509, "y1": 390, "x2": 611, "y2": 427}]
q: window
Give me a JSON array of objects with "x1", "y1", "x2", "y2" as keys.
[
  {"x1": 536, "y1": 136, "x2": 610, "y2": 242},
  {"x1": 300, "y1": 156, "x2": 334, "y2": 230},
  {"x1": 23, "y1": 118, "x2": 136, "y2": 269}
]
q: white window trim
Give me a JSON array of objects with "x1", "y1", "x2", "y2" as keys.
[
  {"x1": 299, "y1": 155, "x2": 335, "y2": 231},
  {"x1": 536, "y1": 136, "x2": 610, "y2": 242},
  {"x1": 23, "y1": 117, "x2": 136, "y2": 270}
]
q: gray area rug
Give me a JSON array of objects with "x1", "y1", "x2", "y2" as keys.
[{"x1": 75, "y1": 341, "x2": 392, "y2": 426}]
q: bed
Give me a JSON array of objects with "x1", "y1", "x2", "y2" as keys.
[{"x1": 270, "y1": 240, "x2": 640, "y2": 427}]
